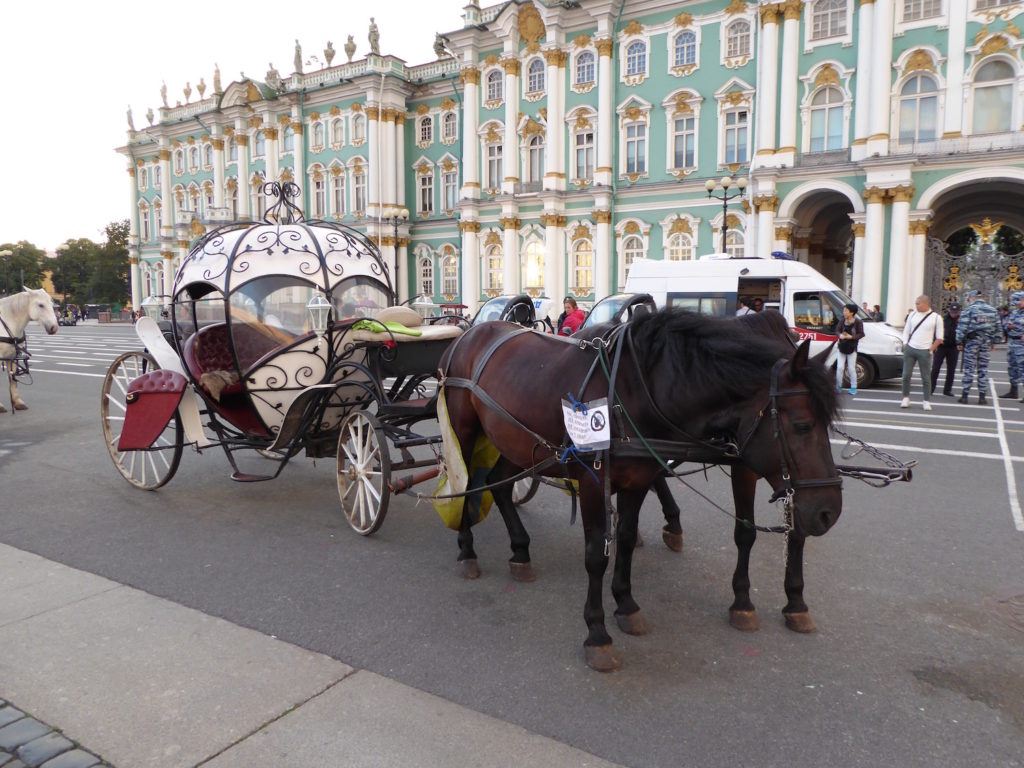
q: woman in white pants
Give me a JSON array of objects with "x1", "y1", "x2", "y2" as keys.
[{"x1": 835, "y1": 303, "x2": 865, "y2": 394}]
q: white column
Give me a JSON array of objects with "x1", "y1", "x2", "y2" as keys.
[
  {"x1": 595, "y1": 39, "x2": 614, "y2": 187},
  {"x1": 461, "y1": 221, "x2": 480, "y2": 314},
  {"x1": 862, "y1": 188, "x2": 888, "y2": 312},
  {"x1": 234, "y1": 126, "x2": 250, "y2": 220},
  {"x1": 503, "y1": 60, "x2": 519, "y2": 195},
  {"x1": 130, "y1": 256, "x2": 142, "y2": 311},
  {"x1": 266, "y1": 125, "x2": 280, "y2": 182},
  {"x1": 396, "y1": 115, "x2": 406, "y2": 207},
  {"x1": 757, "y1": 208, "x2": 776, "y2": 259},
  {"x1": 867, "y1": 0, "x2": 894, "y2": 156},
  {"x1": 502, "y1": 215, "x2": 520, "y2": 294},
  {"x1": 907, "y1": 220, "x2": 929, "y2": 303},
  {"x1": 212, "y1": 132, "x2": 225, "y2": 209},
  {"x1": 543, "y1": 214, "x2": 560, "y2": 301},
  {"x1": 383, "y1": 109, "x2": 397, "y2": 206},
  {"x1": 162, "y1": 251, "x2": 174, "y2": 304},
  {"x1": 777, "y1": 4, "x2": 801, "y2": 159},
  {"x1": 757, "y1": 7, "x2": 780, "y2": 156},
  {"x1": 886, "y1": 186, "x2": 912, "y2": 324},
  {"x1": 944, "y1": 0, "x2": 968, "y2": 137},
  {"x1": 367, "y1": 106, "x2": 380, "y2": 216},
  {"x1": 291, "y1": 113, "x2": 305, "y2": 208},
  {"x1": 127, "y1": 166, "x2": 142, "y2": 311},
  {"x1": 396, "y1": 237, "x2": 409, "y2": 304},
  {"x1": 849, "y1": 217, "x2": 866, "y2": 303},
  {"x1": 852, "y1": 0, "x2": 875, "y2": 159},
  {"x1": 158, "y1": 143, "x2": 172, "y2": 238},
  {"x1": 461, "y1": 68, "x2": 480, "y2": 199},
  {"x1": 545, "y1": 49, "x2": 567, "y2": 192},
  {"x1": 594, "y1": 211, "x2": 612, "y2": 299}
]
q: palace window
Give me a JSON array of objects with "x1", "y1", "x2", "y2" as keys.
[
  {"x1": 486, "y1": 70, "x2": 504, "y2": 102},
  {"x1": 673, "y1": 31, "x2": 696, "y2": 68},
  {"x1": 528, "y1": 135, "x2": 545, "y2": 183},
  {"x1": 312, "y1": 175, "x2": 326, "y2": 218},
  {"x1": 418, "y1": 171, "x2": 434, "y2": 215},
  {"x1": 331, "y1": 117, "x2": 345, "y2": 145},
  {"x1": 811, "y1": 0, "x2": 847, "y2": 40},
  {"x1": 353, "y1": 171, "x2": 366, "y2": 214},
  {"x1": 443, "y1": 169, "x2": 458, "y2": 211},
  {"x1": 419, "y1": 256, "x2": 434, "y2": 296},
  {"x1": 331, "y1": 172, "x2": 346, "y2": 217},
  {"x1": 725, "y1": 229, "x2": 745, "y2": 259},
  {"x1": 575, "y1": 51, "x2": 595, "y2": 86},
  {"x1": 572, "y1": 240, "x2": 594, "y2": 293},
  {"x1": 574, "y1": 127, "x2": 594, "y2": 179},
  {"x1": 283, "y1": 125, "x2": 295, "y2": 152},
  {"x1": 139, "y1": 205, "x2": 150, "y2": 241},
  {"x1": 527, "y1": 58, "x2": 545, "y2": 93},
  {"x1": 723, "y1": 109, "x2": 749, "y2": 164},
  {"x1": 977, "y1": 0, "x2": 1014, "y2": 8},
  {"x1": 227, "y1": 139, "x2": 237, "y2": 162},
  {"x1": 809, "y1": 87, "x2": 844, "y2": 151},
  {"x1": 898, "y1": 74, "x2": 938, "y2": 143},
  {"x1": 667, "y1": 232, "x2": 694, "y2": 261},
  {"x1": 625, "y1": 41, "x2": 646, "y2": 76},
  {"x1": 443, "y1": 112, "x2": 458, "y2": 142},
  {"x1": 188, "y1": 146, "x2": 199, "y2": 171},
  {"x1": 419, "y1": 116, "x2": 433, "y2": 145},
  {"x1": 902, "y1": 0, "x2": 941, "y2": 20},
  {"x1": 227, "y1": 186, "x2": 238, "y2": 218},
  {"x1": 522, "y1": 241, "x2": 544, "y2": 290},
  {"x1": 726, "y1": 21, "x2": 751, "y2": 58},
  {"x1": 972, "y1": 59, "x2": 1015, "y2": 134},
  {"x1": 621, "y1": 235, "x2": 644, "y2": 286},
  {"x1": 253, "y1": 133, "x2": 266, "y2": 158},
  {"x1": 485, "y1": 245, "x2": 503, "y2": 291},
  {"x1": 441, "y1": 254, "x2": 459, "y2": 296},
  {"x1": 352, "y1": 114, "x2": 365, "y2": 142},
  {"x1": 625, "y1": 122, "x2": 646, "y2": 174},
  {"x1": 486, "y1": 143, "x2": 503, "y2": 190},
  {"x1": 312, "y1": 122, "x2": 325, "y2": 148},
  {"x1": 672, "y1": 115, "x2": 696, "y2": 170},
  {"x1": 154, "y1": 202, "x2": 163, "y2": 234},
  {"x1": 174, "y1": 149, "x2": 184, "y2": 175},
  {"x1": 203, "y1": 144, "x2": 213, "y2": 168},
  {"x1": 138, "y1": 168, "x2": 148, "y2": 190},
  {"x1": 154, "y1": 165, "x2": 162, "y2": 187},
  {"x1": 252, "y1": 174, "x2": 267, "y2": 219}
]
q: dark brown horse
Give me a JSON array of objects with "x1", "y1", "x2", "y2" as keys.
[{"x1": 439, "y1": 309, "x2": 842, "y2": 671}]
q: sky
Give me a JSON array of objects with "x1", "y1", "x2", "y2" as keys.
[{"x1": 0, "y1": 1, "x2": 467, "y2": 254}]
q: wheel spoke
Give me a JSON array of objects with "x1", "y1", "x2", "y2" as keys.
[{"x1": 362, "y1": 477, "x2": 381, "y2": 504}]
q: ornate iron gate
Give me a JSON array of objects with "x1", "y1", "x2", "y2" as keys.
[{"x1": 926, "y1": 237, "x2": 1024, "y2": 311}]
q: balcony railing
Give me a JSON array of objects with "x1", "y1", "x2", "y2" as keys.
[
  {"x1": 890, "y1": 131, "x2": 1024, "y2": 156},
  {"x1": 514, "y1": 181, "x2": 543, "y2": 195}
]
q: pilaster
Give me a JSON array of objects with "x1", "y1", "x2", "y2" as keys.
[
  {"x1": 396, "y1": 114, "x2": 406, "y2": 207},
  {"x1": 776, "y1": 1, "x2": 803, "y2": 164},
  {"x1": 595, "y1": 38, "x2": 614, "y2": 188},
  {"x1": 544, "y1": 48, "x2": 567, "y2": 192},
  {"x1": 756, "y1": 5, "x2": 781, "y2": 159},
  {"x1": 852, "y1": 0, "x2": 875, "y2": 160},
  {"x1": 944, "y1": 0, "x2": 968, "y2": 138},
  {"x1": 886, "y1": 185, "x2": 914, "y2": 322},
  {"x1": 367, "y1": 106, "x2": 380, "y2": 217},
  {"x1": 158, "y1": 143, "x2": 173, "y2": 238},
  {"x1": 593, "y1": 207, "x2": 612, "y2": 299},
  {"x1": 460, "y1": 218, "x2": 481, "y2": 314},
  {"x1": 290, "y1": 114, "x2": 305, "y2": 208},
  {"x1": 212, "y1": 132, "x2": 225, "y2": 209},
  {"x1": 503, "y1": 59, "x2": 520, "y2": 195},
  {"x1": 861, "y1": 186, "x2": 890, "y2": 308},
  {"x1": 501, "y1": 211, "x2": 521, "y2": 294},
  {"x1": 866, "y1": 0, "x2": 894, "y2": 157}
]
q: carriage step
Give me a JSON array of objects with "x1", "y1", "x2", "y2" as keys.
[{"x1": 230, "y1": 471, "x2": 275, "y2": 482}]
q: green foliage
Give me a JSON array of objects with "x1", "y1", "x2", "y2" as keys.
[
  {"x1": 944, "y1": 228, "x2": 977, "y2": 257},
  {"x1": 52, "y1": 219, "x2": 132, "y2": 305},
  {"x1": 995, "y1": 225, "x2": 1024, "y2": 256},
  {"x1": 0, "y1": 240, "x2": 46, "y2": 294}
]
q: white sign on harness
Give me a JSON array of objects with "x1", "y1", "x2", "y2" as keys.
[{"x1": 561, "y1": 396, "x2": 611, "y2": 452}]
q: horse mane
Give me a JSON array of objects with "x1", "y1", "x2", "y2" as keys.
[{"x1": 627, "y1": 308, "x2": 840, "y2": 424}]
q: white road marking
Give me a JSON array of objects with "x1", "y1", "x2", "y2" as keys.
[
  {"x1": 836, "y1": 420, "x2": 997, "y2": 438},
  {"x1": 27, "y1": 368, "x2": 105, "y2": 378},
  {"x1": 989, "y1": 380, "x2": 1024, "y2": 532},
  {"x1": 829, "y1": 439, "x2": 1024, "y2": 463},
  {"x1": 57, "y1": 362, "x2": 96, "y2": 367}
]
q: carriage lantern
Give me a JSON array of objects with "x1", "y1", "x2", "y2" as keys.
[
  {"x1": 307, "y1": 291, "x2": 331, "y2": 337},
  {"x1": 141, "y1": 295, "x2": 162, "y2": 321}
]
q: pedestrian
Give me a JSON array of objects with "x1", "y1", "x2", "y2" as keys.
[
  {"x1": 871, "y1": 304, "x2": 885, "y2": 322},
  {"x1": 998, "y1": 305, "x2": 1010, "y2": 342},
  {"x1": 861, "y1": 301, "x2": 870, "y2": 315},
  {"x1": 999, "y1": 291, "x2": 1024, "y2": 401},
  {"x1": 955, "y1": 289, "x2": 1001, "y2": 405},
  {"x1": 834, "y1": 303, "x2": 864, "y2": 395},
  {"x1": 900, "y1": 295, "x2": 942, "y2": 410},
  {"x1": 555, "y1": 296, "x2": 585, "y2": 336},
  {"x1": 752, "y1": 298, "x2": 763, "y2": 312},
  {"x1": 736, "y1": 297, "x2": 753, "y2": 316},
  {"x1": 930, "y1": 301, "x2": 961, "y2": 397}
]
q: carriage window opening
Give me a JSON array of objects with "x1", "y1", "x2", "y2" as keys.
[{"x1": 334, "y1": 277, "x2": 390, "y2": 320}]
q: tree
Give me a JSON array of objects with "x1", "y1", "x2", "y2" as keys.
[
  {"x1": 88, "y1": 219, "x2": 131, "y2": 305},
  {"x1": 0, "y1": 240, "x2": 46, "y2": 295},
  {"x1": 52, "y1": 238, "x2": 99, "y2": 306}
]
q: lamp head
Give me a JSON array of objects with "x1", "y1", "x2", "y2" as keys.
[
  {"x1": 720, "y1": 176, "x2": 733, "y2": 189},
  {"x1": 704, "y1": 179, "x2": 717, "y2": 192},
  {"x1": 736, "y1": 177, "x2": 748, "y2": 190}
]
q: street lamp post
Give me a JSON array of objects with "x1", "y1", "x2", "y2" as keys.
[
  {"x1": 383, "y1": 206, "x2": 410, "y2": 299},
  {"x1": 704, "y1": 175, "x2": 748, "y2": 255},
  {"x1": 0, "y1": 249, "x2": 11, "y2": 295}
]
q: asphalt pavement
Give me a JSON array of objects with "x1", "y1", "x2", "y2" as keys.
[{"x1": 1, "y1": 321, "x2": 1023, "y2": 768}]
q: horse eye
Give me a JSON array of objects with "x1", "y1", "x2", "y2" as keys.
[{"x1": 793, "y1": 422, "x2": 813, "y2": 435}]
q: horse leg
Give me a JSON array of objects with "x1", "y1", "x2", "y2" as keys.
[
  {"x1": 487, "y1": 457, "x2": 535, "y2": 582},
  {"x1": 580, "y1": 483, "x2": 620, "y2": 672},
  {"x1": 10, "y1": 376, "x2": 26, "y2": 411},
  {"x1": 611, "y1": 486, "x2": 649, "y2": 636},
  {"x1": 781, "y1": 532, "x2": 816, "y2": 633},
  {"x1": 448, "y1": 394, "x2": 482, "y2": 580},
  {"x1": 457, "y1": 510, "x2": 481, "y2": 579},
  {"x1": 654, "y1": 474, "x2": 683, "y2": 552},
  {"x1": 728, "y1": 465, "x2": 761, "y2": 632}
]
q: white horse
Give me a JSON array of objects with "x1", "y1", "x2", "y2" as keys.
[{"x1": 0, "y1": 288, "x2": 59, "y2": 413}]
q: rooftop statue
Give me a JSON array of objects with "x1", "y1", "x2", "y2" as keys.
[
  {"x1": 294, "y1": 39, "x2": 303, "y2": 74},
  {"x1": 160, "y1": 81, "x2": 168, "y2": 108},
  {"x1": 325, "y1": 41, "x2": 336, "y2": 67},
  {"x1": 345, "y1": 35, "x2": 356, "y2": 62},
  {"x1": 368, "y1": 18, "x2": 380, "y2": 55}
]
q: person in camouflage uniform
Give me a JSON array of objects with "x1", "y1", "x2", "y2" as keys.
[
  {"x1": 1000, "y1": 291, "x2": 1024, "y2": 401},
  {"x1": 956, "y1": 289, "x2": 1001, "y2": 405}
]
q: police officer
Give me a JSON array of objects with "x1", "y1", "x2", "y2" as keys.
[
  {"x1": 956, "y1": 289, "x2": 1001, "y2": 405},
  {"x1": 930, "y1": 301, "x2": 961, "y2": 397},
  {"x1": 1000, "y1": 291, "x2": 1024, "y2": 400}
]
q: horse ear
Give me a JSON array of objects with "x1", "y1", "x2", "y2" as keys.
[
  {"x1": 790, "y1": 338, "x2": 811, "y2": 376},
  {"x1": 812, "y1": 340, "x2": 835, "y2": 366}
]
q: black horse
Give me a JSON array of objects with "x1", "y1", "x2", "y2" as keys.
[{"x1": 439, "y1": 308, "x2": 842, "y2": 671}]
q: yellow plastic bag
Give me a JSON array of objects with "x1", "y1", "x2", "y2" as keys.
[{"x1": 433, "y1": 389, "x2": 499, "y2": 530}]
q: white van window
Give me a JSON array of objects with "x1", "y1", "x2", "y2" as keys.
[
  {"x1": 793, "y1": 291, "x2": 840, "y2": 333},
  {"x1": 668, "y1": 295, "x2": 728, "y2": 316}
]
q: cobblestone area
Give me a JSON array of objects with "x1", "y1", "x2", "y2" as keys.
[{"x1": 0, "y1": 699, "x2": 111, "y2": 768}]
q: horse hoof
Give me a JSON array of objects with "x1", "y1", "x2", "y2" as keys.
[
  {"x1": 729, "y1": 609, "x2": 761, "y2": 632},
  {"x1": 584, "y1": 644, "x2": 622, "y2": 672},
  {"x1": 509, "y1": 561, "x2": 536, "y2": 582},
  {"x1": 459, "y1": 559, "x2": 480, "y2": 580},
  {"x1": 661, "y1": 527, "x2": 684, "y2": 552},
  {"x1": 0, "y1": 404, "x2": 6, "y2": 414},
  {"x1": 615, "y1": 611, "x2": 649, "y2": 636},
  {"x1": 13, "y1": 402, "x2": 27, "y2": 411},
  {"x1": 784, "y1": 611, "x2": 817, "y2": 633}
]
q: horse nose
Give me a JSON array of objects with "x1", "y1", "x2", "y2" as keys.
[
  {"x1": 818, "y1": 507, "x2": 840, "y2": 532},
  {"x1": 47, "y1": 325, "x2": 58, "y2": 335}
]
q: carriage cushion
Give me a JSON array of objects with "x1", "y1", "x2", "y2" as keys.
[
  {"x1": 350, "y1": 323, "x2": 463, "y2": 343},
  {"x1": 374, "y1": 305, "x2": 423, "y2": 328},
  {"x1": 118, "y1": 369, "x2": 187, "y2": 451}
]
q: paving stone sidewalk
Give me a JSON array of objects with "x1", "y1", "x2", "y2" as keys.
[{"x1": 0, "y1": 699, "x2": 110, "y2": 768}]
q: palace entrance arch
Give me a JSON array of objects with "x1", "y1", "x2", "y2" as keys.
[{"x1": 777, "y1": 185, "x2": 857, "y2": 293}]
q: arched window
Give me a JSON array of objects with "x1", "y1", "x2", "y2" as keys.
[
  {"x1": 227, "y1": 139, "x2": 237, "y2": 162},
  {"x1": 226, "y1": 185, "x2": 238, "y2": 218},
  {"x1": 725, "y1": 229, "x2": 745, "y2": 259},
  {"x1": 626, "y1": 41, "x2": 646, "y2": 76},
  {"x1": 331, "y1": 171, "x2": 345, "y2": 217},
  {"x1": 203, "y1": 144, "x2": 213, "y2": 167},
  {"x1": 138, "y1": 168, "x2": 148, "y2": 190},
  {"x1": 352, "y1": 114, "x2": 365, "y2": 142},
  {"x1": 575, "y1": 51, "x2": 595, "y2": 86},
  {"x1": 443, "y1": 112, "x2": 458, "y2": 141},
  {"x1": 574, "y1": 125, "x2": 594, "y2": 179},
  {"x1": 174, "y1": 149, "x2": 184, "y2": 174},
  {"x1": 527, "y1": 59, "x2": 545, "y2": 93},
  {"x1": 441, "y1": 254, "x2": 459, "y2": 296},
  {"x1": 283, "y1": 125, "x2": 295, "y2": 152},
  {"x1": 419, "y1": 256, "x2": 434, "y2": 296},
  {"x1": 420, "y1": 116, "x2": 433, "y2": 144},
  {"x1": 312, "y1": 170, "x2": 326, "y2": 217},
  {"x1": 811, "y1": 0, "x2": 846, "y2": 40},
  {"x1": 486, "y1": 70, "x2": 504, "y2": 102},
  {"x1": 188, "y1": 146, "x2": 199, "y2": 170},
  {"x1": 667, "y1": 232, "x2": 694, "y2": 261},
  {"x1": 572, "y1": 240, "x2": 594, "y2": 293},
  {"x1": 139, "y1": 204, "x2": 150, "y2": 241},
  {"x1": 486, "y1": 141, "x2": 503, "y2": 190},
  {"x1": 485, "y1": 245, "x2": 503, "y2": 291},
  {"x1": 253, "y1": 132, "x2": 266, "y2": 157},
  {"x1": 312, "y1": 122, "x2": 325, "y2": 147},
  {"x1": 726, "y1": 21, "x2": 751, "y2": 58},
  {"x1": 674, "y1": 31, "x2": 696, "y2": 67},
  {"x1": 154, "y1": 165, "x2": 162, "y2": 187},
  {"x1": 973, "y1": 59, "x2": 1015, "y2": 134},
  {"x1": 621, "y1": 235, "x2": 644, "y2": 285},
  {"x1": 898, "y1": 74, "x2": 938, "y2": 143},
  {"x1": 528, "y1": 135, "x2": 545, "y2": 183},
  {"x1": 809, "y1": 86, "x2": 844, "y2": 151},
  {"x1": 522, "y1": 241, "x2": 545, "y2": 290},
  {"x1": 332, "y1": 117, "x2": 344, "y2": 144}
]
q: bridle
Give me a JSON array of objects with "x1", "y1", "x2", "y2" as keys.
[{"x1": 0, "y1": 312, "x2": 31, "y2": 382}]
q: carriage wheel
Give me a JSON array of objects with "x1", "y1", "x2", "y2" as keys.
[
  {"x1": 337, "y1": 410, "x2": 391, "y2": 535},
  {"x1": 512, "y1": 476, "x2": 540, "y2": 506},
  {"x1": 101, "y1": 351, "x2": 183, "y2": 491}
]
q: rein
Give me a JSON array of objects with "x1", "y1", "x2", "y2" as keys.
[{"x1": 0, "y1": 310, "x2": 31, "y2": 384}]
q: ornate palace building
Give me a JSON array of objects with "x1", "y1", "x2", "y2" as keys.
[{"x1": 118, "y1": 0, "x2": 1024, "y2": 322}]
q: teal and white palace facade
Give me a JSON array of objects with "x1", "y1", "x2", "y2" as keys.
[{"x1": 119, "y1": 0, "x2": 1024, "y2": 323}]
